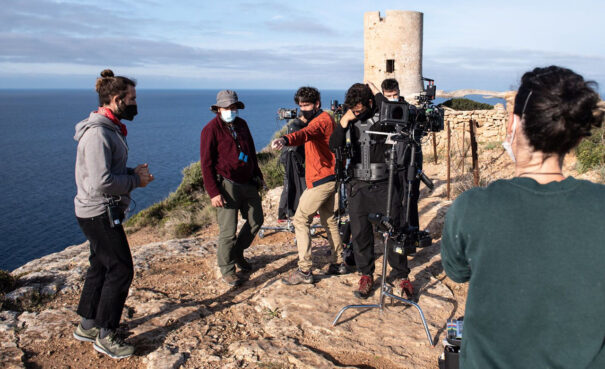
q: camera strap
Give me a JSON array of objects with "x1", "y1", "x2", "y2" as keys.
[{"x1": 103, "y1": 194, "x2": 121, "y2": 206}]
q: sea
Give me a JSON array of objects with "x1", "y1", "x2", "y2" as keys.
[{"x1": 0, "y1": 89, "x2": 502, "y2": 271}]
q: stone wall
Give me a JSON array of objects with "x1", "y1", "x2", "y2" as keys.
[{"x1": 423, "y1": 103, "x2": 509, "y2": 158}]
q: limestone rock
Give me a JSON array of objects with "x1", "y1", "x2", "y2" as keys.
[
  {"x1": 18, "y1": 308, "x2": 76, "y2": 345},
  {"x1": 0, "y1": 311, "x2": 24, "y2": 368},
  {"x1": 144, "y1": 345, "x2": 185, "y2": 369}
]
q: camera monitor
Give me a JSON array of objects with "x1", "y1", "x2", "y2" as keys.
[{"x1": 379, "y1": 101, "x2": 409, "y2": 126}]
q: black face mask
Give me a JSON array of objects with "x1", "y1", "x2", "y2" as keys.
[
  {"x1": 354, "y1": 107, "x2": 373, "y2": 122},
  {"x1": 117, "y1": 100, "x2": 138, "y2": 121},
  {"x1": 301, "y1": 108, "x2": 317, "y2": 121}
]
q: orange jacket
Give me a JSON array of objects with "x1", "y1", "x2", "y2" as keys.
[{"x1": 283, "y1": 111, "x2": 336, "y2": 189}]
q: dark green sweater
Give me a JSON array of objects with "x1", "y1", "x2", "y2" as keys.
[{"x1": 441, "y1": 177, "x2": 605, "y2": 369}]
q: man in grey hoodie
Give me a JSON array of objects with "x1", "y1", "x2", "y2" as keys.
[{"x1": 72, "y1": 69, "x2": 153, "y2": 359}]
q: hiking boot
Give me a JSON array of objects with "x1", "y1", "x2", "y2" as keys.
[
  {"x1": 221, "y1": 272, "x2": 243, "y2": 287},
  {"x1": 93, "y1": 331, "x2": 134, "y2": 359},
  {"x1": 73, "y1": 323, "x2": 99, "y2": 342},
  {"x1": 282, "y1": 269, "x2": 314, "y2": 285},
  {"x1": 326, "y1": 263, "x2": 349, "y2": 275},
  {"x1": 354, "y1": 275, "x2": 374, "y2": 299},
  {"x1": 399, "y1": 278, "x2": 414, "y2": 299},
  {"x1": 235, "y1": 257, "x2": 252, "y2": 272}
]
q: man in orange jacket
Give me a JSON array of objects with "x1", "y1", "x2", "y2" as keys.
[{"x1": 271, "y1": 87, "x2": 346, "y2": 284}]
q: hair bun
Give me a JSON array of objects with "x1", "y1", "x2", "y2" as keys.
[{"x1": 100, "y1": 69, "x2": 114, "y2": 78}]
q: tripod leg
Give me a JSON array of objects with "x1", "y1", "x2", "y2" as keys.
[
  {"x1": 384, "y1": 291, "x2": 434, "y2": 346},
  {"x1": 332, "y1": 303, "x2": 382, "y2": 326}
]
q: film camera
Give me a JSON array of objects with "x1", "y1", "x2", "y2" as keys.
[
  {"x1": 368, "y1": 77, "x2": 444, "y2": 255},
  {"x1": 331, "y1": 99, "x2": 345, "y2": 117},
  {"x1": 277, "y1": 108, "x2": 297, "y2": 120},
  {"x1": 379, "y1": 78, "x2": 444, "y2": 134}
]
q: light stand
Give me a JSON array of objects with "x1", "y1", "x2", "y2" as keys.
[{"x1": 331, "y1": 130, "x2": 434, "y2": 346}]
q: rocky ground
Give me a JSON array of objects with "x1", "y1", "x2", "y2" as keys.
[{"x1": 1, "y1": 148, "x2": 592, "y2": 369}]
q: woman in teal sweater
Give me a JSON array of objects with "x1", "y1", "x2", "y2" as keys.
[{"x1": 441, "y1": 66, "x2": 605, "y2": 368}]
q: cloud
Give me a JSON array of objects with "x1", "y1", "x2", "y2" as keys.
[
  {"x1": 239, "y1": 1, "x2": 297, "y2": 14},
  {"x1": 422, "y1": 47, "x2": 605, "y2": 91},
  {"x1": 0, "y1": 0, "x2": 146, "y2": 37},
  {"x1": 0, "y1": 32, "x2": 359, "y2": 70},
  {"x1": 427, "y1": 47, "x2": 605, "y2": 71},
  {"x1": 264, "y1": 18, "x2": 337, "y2": 36},
  {"x1": 0, "y1": 27, "x2": 362, "y2": 88}
]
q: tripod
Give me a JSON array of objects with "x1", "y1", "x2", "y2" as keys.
[{"x1": 331, "y1": 130, "x2": 434, "y2": 346}]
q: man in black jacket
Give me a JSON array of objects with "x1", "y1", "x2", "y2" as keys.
[
  {"x1": 368, "y1": 79, "x2": 422, "y2": 234},
  {"x1": 329, "y1": 83, "x2": 413, "y2": 299}
]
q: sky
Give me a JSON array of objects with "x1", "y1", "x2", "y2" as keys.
[{"x1": 1, "y1": 0, "x2": 604, "y2": 92}]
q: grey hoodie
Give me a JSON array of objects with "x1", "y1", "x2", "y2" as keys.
[{"x1": 74, "y1": 112, "x2": 140, "y2": 218}]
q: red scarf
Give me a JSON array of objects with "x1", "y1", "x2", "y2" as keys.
[{"x1": 96, "y1": 107, "x2": 128, "y2": 137}]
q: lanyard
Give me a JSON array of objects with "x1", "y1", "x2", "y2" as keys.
[{"x1": 226, "y1": 123, "x2": 244, "y2": 153}]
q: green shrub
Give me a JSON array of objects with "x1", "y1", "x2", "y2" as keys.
[
  {"x1": 576, "y1": 126, "x2": 605, "y2": 173},
  {"x1": 440, "y1": 98, "x2": 494, "y2": 111},
  {"x1": 174, "y1": 223, "x2": 200, "y2": 238},
  {"x1": 483, "y1": 141, "x2": 502, "y2": 150},
  {"x1": 177, "y1": 162, "x2": 204, "y2": 194},
  {"x1": 126, "y1": 147, "x2": 284, "y2": 235},
  {"x1": 271, "y1": 124, "x2": 289, "y2": 140},
  {"x1": 0, "y1": 270, "x2": 15, "y2": 294},
  {"x1": 258, "y1": 150, "x2": 283, "y2": 189},
  {"x1": 125, "y1": 161, "x2": 205, "y2": 230}
]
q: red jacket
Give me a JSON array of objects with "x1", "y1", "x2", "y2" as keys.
[
  {"x1": 200, "y1": 115, "x2": 263, "y2": 198},
  {"x1": 283, "y1": 111, "x2": 336, "y2": 189}
]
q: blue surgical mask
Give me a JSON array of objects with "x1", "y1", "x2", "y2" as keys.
[{"x1": 221, "y1": 110, "x2": 238, "y2": 123}]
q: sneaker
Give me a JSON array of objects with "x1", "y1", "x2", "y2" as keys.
[
  {"x1": 282, "y1": 269, "x2": 314, "y2": 285},
  {"x1": 93, "y1": 331, "x2": 134, "y2": 359},
  {"x1": 73, "y1": 323, "x2": 99, "y2": 342},
  {"x1": 326, "y1": 263, "x2": 349, "y2": 275},
  {"x1": 354, "y1": 275, "x2": 374, "y2": 299},
  {"x1": 235, "y1": 257, "x2": 252, "y2": 272},
  {"x1": 399, "y1": 278, "x2": 414, "y2": 299},
  {"x1": 222, "y1": 272, "x2": 243, "y2": 287}
]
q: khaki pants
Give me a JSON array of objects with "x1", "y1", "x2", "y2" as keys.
[
  {"x1": 216, "y1": 179, "x2": 264, "y2": 276},
  {"x1": 293, "y1": 181, "x2": 342, "y2": 272}
]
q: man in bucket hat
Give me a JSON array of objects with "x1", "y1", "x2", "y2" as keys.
[{"x1": 200, "y1": 90, "x2": 266, "y2": 286}]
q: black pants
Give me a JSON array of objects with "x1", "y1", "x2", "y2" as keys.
[
  {"x1": 76, "y1": 213, "x2": 134, "y2": 329},
  {"x1": 347, "y1": 179, "x2": 409, "y2": 278}
]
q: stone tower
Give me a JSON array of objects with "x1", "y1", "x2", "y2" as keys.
[{"x1": 364, "y1": 10, "x2": 424, "y2": 97}]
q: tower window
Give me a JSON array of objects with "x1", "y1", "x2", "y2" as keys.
[{"x1": 386, "y1": 59, "x2": 395, "y2": 73}]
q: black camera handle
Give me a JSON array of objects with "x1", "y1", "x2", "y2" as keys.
[{"x1": 332, "y1": 129, "x2": 434, "y2": 346}]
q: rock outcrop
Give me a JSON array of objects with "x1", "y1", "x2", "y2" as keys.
[{"x1": 1, "y1": 176, "x2": 459, "y2": 368}]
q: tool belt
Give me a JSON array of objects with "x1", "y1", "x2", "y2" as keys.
[{"x1": 353, "y1": 163, "x2": 388, "y2": 181}]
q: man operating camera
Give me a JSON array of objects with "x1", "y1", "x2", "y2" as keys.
[
  {"x1": 329, "y1": 83, "x2": 414, "y2": 299},
  {"x1": 368, "y1": 78, "x2": 423, "y2": 238}
]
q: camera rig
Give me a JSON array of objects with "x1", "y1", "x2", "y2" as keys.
[
  {"x1": 277, "y1": 108, "x2": 297, "y2": 120},
  {"x1": 333, "y1": 124, "x2": 435, "y2": 346},
  {"x1": 379, "y1": 77, "x2": 444, "y2": 137}
]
